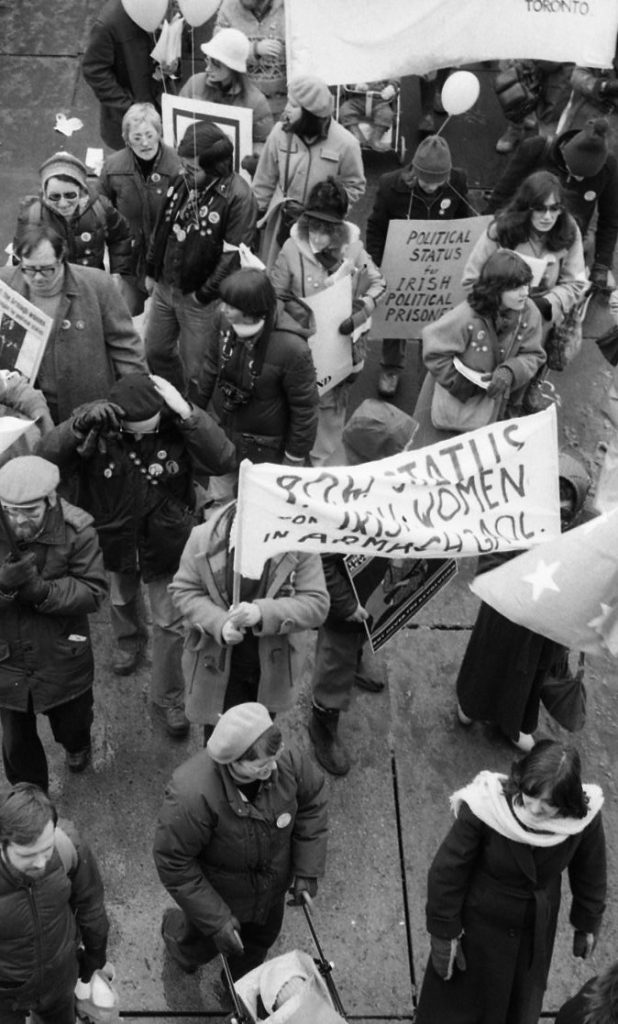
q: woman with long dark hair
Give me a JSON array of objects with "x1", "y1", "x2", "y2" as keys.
[
  {"x1": 462, "y1": 170, "x2": 587, "y2": 336},
  {"x1": 555, "y1": 961, "x2": 618, "y2": 1024},
  {"x1": 415, "y1": 740, "x2": 607, "y2": 1024}
]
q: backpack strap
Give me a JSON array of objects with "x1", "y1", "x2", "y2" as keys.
[{"x1": 55, "y1": 822, "x2": 79, "y2": 877}]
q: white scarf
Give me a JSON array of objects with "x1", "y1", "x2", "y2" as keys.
[{"x1": 450, "y1": 771, "x2": 604, "y2": 848}]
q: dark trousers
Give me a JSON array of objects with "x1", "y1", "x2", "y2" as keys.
[
  {"x1": 172, "y1": 898, "x2": 285, "y2": 980},
  {"x1": 1, "y1": 689, "x2": 93, "y2": 791},
  {"x1": 0, "y1": 953, "x2": 78, "y2": 1024}
]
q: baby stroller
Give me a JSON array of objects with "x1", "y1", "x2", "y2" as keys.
[
  {"x1": 221, "y1": 894, "x2": 347, "y2": 1024},
  {"x1": 334, "y1": 85, "x2": 406, "y2": 162}
]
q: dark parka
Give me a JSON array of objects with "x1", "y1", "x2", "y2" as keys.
[
  {"x1": 486, "y1": 130, "x2": 618, "y2": 269},
  {"x1": 0, "y1": 500, "x2": 107, "y2": 713},
  {"x1": 82, "y1": 0, "x2": 163, "y2": 151},
  {"x1": 153, "y1": 746, "x2": 327, "y2": 935},
  {"x1": 38, "y1": 408, "x2": 238, "y2": 582},
  {"x1": 14, "y1": 191, "x2": 134, "y2": 277},
  {"x1": 0, "y1": 822, "x2": 109, "y2": 1000},
  {"x1": 415, "y1": 800, "x2": 606, "y2": 1024},
  {"x1": 366, "y1": 167, "x2": 472, "y2": 265},
  {"x1": 98, "y1": 143, "x2": 183, "y2": 289},
  {"x1": 197, "y1": 303, "x2": 318, "y2": 463}
]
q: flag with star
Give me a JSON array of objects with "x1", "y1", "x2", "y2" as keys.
[{"x1": 470, "y1": 509, "x2": 618, "y2": 656}]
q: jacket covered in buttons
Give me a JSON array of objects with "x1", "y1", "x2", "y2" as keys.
[
  {"x1": 169, "y1": 503, "x2": 329, "y2": 722},
  {"x1": 422, "y1": 299, "x2": 546, "y2": 412},
  {"x1": 153, "y1": 745, "x2": 327, "y2": 934},
  {"x1": 146, "y1": 170, "x2": 258, "y2": 303},
  {"x1": 0, "y1": 263, "x2": 147, "y2": 424},
  {"x1": 14, "y1": 190, "x2": 134, "y2": 277},
  {"x1": 0, "y1": 500, "x2": 107, "y2": 713},
  {"x1": 98, "y1": 143, "x2": 183, "y2": 288}
]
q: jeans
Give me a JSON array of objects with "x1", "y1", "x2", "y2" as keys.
[
  {"x1": 145, "y1": 281, "x2": 216, "y2": 392},
  {"x1": 1, "y1": 689, "x2": 93, "y2": 791},
  {"x1": 311, "y1": 628, "x2": 364, "y2": 711},
  {"x1": 109, "y1": 571, "x2": 185, "y2": 709}
]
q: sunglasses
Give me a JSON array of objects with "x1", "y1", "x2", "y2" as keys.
[
  {"x1": 19, "y1": 263, "x2": 59, "y2": 279},
  {"x1": 46, "y1": 191, "x2": 79, "y2": 202},
  {"x1": 530, "y1": 202, "x2": 563, "y2": 214}
]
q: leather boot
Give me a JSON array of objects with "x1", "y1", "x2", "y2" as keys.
[{"x1": 308, "y1": 703, "x2": 350, "y2": 776}]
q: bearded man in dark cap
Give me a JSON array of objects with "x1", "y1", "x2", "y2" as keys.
[{"x1": 144, "y1": 120, "x2": 258, "y2": 395}]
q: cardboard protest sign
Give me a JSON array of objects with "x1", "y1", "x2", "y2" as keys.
[
  {"x1": 232, "y1": 406, "x2": 561, "y2": 579},
  {"x1": 162, "y1": 94, "x2": 252, "y2": 174},
  {"x1": 371, "y1": 216, "x2": 491, "y2": 339},
  {"x1": 0, "y1": 415, "x2": 35, "y2": 455},
  {"x1": 345, "y1": 553, "x2": 457, "y2": 652},
  {"x1": 304, "y1": 276, "x2": 353, "y2": 395},
  {"x1": 0, "y1": 281, "x2": 53, "y2": 383},
  {"x1": 286, "y1": 0, "x2": 618, "y2": 82}
]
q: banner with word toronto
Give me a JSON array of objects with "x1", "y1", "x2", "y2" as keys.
[
  {"x1": 371, "y1": 216, "x2": 491, "y2": 339},
  {"x1": 232, "y1": 407, "x2": 561, "y2": 579}
]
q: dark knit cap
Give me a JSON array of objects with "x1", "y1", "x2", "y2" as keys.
[
  {"x1": 562, "y1": 118, "x2": 609, "y2": 178},
  {"x1": 177, "y1": 120, "x2": 234, "y2": 168},
  {"x1": 342, "y1": 399, "x2": 418, "y2": 464},
  {"x1": 108, "y1": 373, "x2": 164, "y2": 420},
  {"x1": 411, "y1": 133, "x2": 452, "y2": 184}
]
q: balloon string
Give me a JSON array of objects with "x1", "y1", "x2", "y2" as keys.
[{"x1": 434, "y1": 115, "x2": 451, "y2": 137}]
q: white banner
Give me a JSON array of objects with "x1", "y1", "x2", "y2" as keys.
[
  {"x1": 233, "y1": 407, "x2": 561, "y2": 578},
  {"x1": 161, "y1": 94, "x2": 252, "y2": 174},
  {"x1": 286, "y1": 0, "x2": 618, "y2": 83},
  {"x1": 304, "y1": 276, "x2": 353, "y2": 395}
]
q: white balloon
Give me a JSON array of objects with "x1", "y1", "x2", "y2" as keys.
[
  {"x1": 178, "y1": 0, "x2": 221, "y2": 27},
  {"x1": 121, "y1": 0, "x2": 167, "y2": 33},
  {"x1": 440, "y1": 71, "x2": 480, "y2": 117}
]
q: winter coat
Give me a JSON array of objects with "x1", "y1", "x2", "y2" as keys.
[
  {"x1": 14, "y1": 191, "x2": 134, "y2": 277},
  {"x1": 486, "y1": 130, "x2": 618, "y2": 269},
  {"x1": 366, "y1": 167, "x2": 472, "y2": 265},
  {"x1": 153, "y1": 745, "x2": 327, "y2": 933},
  {"x1": 98, "y1": 143, "x2": 183, "y2": 289},
  {"x1": 197, "y1": 303, "x2": 319, "y2": 463},
  {"x1": 215, "y1": 0, "x2": 287, "y2": 113},
  {"x1": 415, "y1": 801, "x2": 606, "y2": 1024},
  {"x1": 37, "y1": 407, "x2": 237, "y2": 583},
  {"x1": 0, "y1": 371, "x2": 53, "y2": 467},
  {"x1": 180, "y1": 74, "x2": 274, "y2": 146},
  {"x1": 146, "y1": 170, "x2": 258, "y2": 303},
  {"x1": 82, "y1": 0, "x2": 163, "y2": 151},
  {"x1": 0, "y1": 499, "x2": 107, "y2": 712},
  {"x1": 461, "y1": 221, "x2": 588, "y2": 326},
  {"x1": 253, "y1": 121, "x2": 365, "y2": 267},
  {"x1": 0, "y1": 821, "x2": 109, "y2": 997},
  {"x1": 169, "y1": 503, "x2": 329, "y2": 722},
  {"x1": 0, "y1": 263, "x2": 147, "y2": 424}
]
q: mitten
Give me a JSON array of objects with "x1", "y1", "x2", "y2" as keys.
[
  {"x1": 573, "y1": 930, "x2": 596, "y2": 959},
  {"x1": 339, "y1": 299, "x2": 369, "y2": 335},
  {"x1": 78, "y1": 946, "x2": 107, "y2": 983},
  {"x1": 17, "y1": 571, "x2": 51, "y2": 606},
  {"x1": 532, "y1": 295, "x2": 552, "y2": 321},
  {"x1": 486, "y1": 364, "x2": 513, "y2": 399},
  {"x1": 597, "y1": 79, "x2": 618, "y2": 99},
  {"x1": 0, "y1": 553, "x2": 37, "y2": 593},
  {"x1": 430, "y1": 934, "x2": 467, "y2": 980},
  {"x1": 212, "y1": 917, "x2": 244, "y2": 956},
  {"x1": 288, "y1": 876, "x2": 318, "y2": 905}
]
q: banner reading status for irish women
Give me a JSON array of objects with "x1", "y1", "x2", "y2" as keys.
[
  {"x1": 286, "y1": 0, "x2": 618, "y2": 82},
  {"x1": 371, "y1": 216, "x2": 491, "y2": 340},
  {"x1": 232, "y1": 407, "x2": 561, "y2": 580}
]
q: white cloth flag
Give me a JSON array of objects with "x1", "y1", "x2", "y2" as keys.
[
  {"x1": 233, "y1": 407, "x2": 561, "y2": 579},
  {"x1": 286, "y1": 0, "x2": 618, "y2": 83},
  {"x1": 0, "y1": 416, "x2": 34, "y2": 455}
]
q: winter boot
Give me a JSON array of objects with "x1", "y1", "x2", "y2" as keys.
[{"x1": 308, "y1": 703, "x2": 350, "y2": 776}]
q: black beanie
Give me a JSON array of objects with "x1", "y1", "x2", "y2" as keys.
[
  {"x1": 177, "y1": 120, "x2": 234, "y2": 170},
  {"x1": 562, "y1": 118, "x2": 609, "y2": 178}
]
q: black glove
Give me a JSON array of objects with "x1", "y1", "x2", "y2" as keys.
[
  {"x1": 17, "y1": 571, "x2": 51, "y2": 606},
  {"x1": 532, "y1": 295, "x2": 552, "y2": 321},
  {"x1": 339, "y1": 298, "x2": 369, "y2": 336},
  {"x1": 597, "y1": 78, "x2": 618, "y2": 99},
  {"x1": 73, "y1": 400, "x2": 125, "y2": 435},
  {"x1": 241, "y1": 153, "x2": 259, "y2": 177},
  {"x1": 486, "y1": 364, "x2": 513, "y2": 399},
  {"x1": 212, "y1": 916, "x2": 244, "y2": 956},
  {"x1": 573, "y1": 930, "x2": 596, "y2": 959},
  {"x1": 0, "y1": 553, "x2": 37, "y2": 593},
  {"x1": 78, "y1": 946, "x2": 106, "y2": 983},
  {"x1": 288, "y1": 876, "x2": 318, "y2": 905},
  {"x1": 430, "y1": 934, "x2": 467, "y2": 980},
  {"x1": 590, "y1": 263, "x2": 611, "y2": 292}
]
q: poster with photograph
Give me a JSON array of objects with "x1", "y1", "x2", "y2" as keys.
[
  {"x1": 162, "y1": 94, "x2": 252, "y2": 175},
  {"x1": 345, "y1": 554, "x2": 458, "y2": 652},
  {"x1": 0, "y1": 281, "x2": 53, "y2": 383}
]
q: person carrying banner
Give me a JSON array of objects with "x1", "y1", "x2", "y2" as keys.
[
  {"x1": 415, "y1": 740, "x2": 606, "y2": 1024},
  {"x1": 169, "y1": 500, "x2": 329, "y2": 737},
  {"x1": 308, "y1": 399, "x2": 417, "y2": 776},
  {"x1": 271, "y1": 177, "x2": 385, "y2": 466},
  {"x1": 455, "y1": 450, "x2": 593, "y2": 752},
  {"x1": 365, "y1": 134, "x2": 473, "y2": 399},
  {"x1": 153, "y1": 702, "x2": 328, "y2": 981}
]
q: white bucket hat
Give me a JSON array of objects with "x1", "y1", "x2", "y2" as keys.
[{"x1": 201, "y1": 28, "x2": 250, "y2": 73}]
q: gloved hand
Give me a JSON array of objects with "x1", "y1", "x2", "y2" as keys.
[
  {"x1": 597, "y1": 78, "x2": 618, "y2": 99},
  {"x1": 590, "y1": 263, "x2": 611, "y2": 292},
  {"x1": 288, "y1": 876, "x2": 318, "y2": 905},
  {"x1": 573, "y1": 930, "x2": 596, "y2": 959},
  {"x1": 339, "y1": 299, "x2": 369, "y2": 336},
  {"x1": 532, "y1": 295, "x2": 553, "y2": 321},
  {"x1": 485, "y1": 364, "x2": 513, "y2": 399},
  {"x1": 430, "y1": 934, "x2": 467, "y2": 980},
  {"x1": 241, "y1": 153, "x2": 259, "y2": 177},
  {"x1": 0, "y1": 553, "x2": 37, "y2": 593},
  {"x1": 17, "y1": 570, "x2": 51, "y2": 606},
  {"x1": 77, "y1": 946, "x2": 107, "y2": 983},
  {"x1": 73, "y1": 400, "x2": 125, "y2": 435},
  {"x1": 213, "y1": 917, "x2": 244, "y2": 956}
]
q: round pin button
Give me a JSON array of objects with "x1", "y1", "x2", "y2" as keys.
[{"x1": 276, "y1": 812, "x2": 292, "y2": 829}]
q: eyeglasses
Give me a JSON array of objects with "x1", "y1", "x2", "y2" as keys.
[
  {"x1": 530, "y1": 203, "x2": 563, "y2": 214},
  {"x1": 19, "y1": 263, "x2": 60, "y2": 279},
  {"x1": 46, "y1": 191, "x2": 79, "y2": 202}
]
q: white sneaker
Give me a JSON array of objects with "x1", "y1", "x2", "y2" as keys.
[{"x1": 513, "y1": 732, "x2": 535, "y2": 752}]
